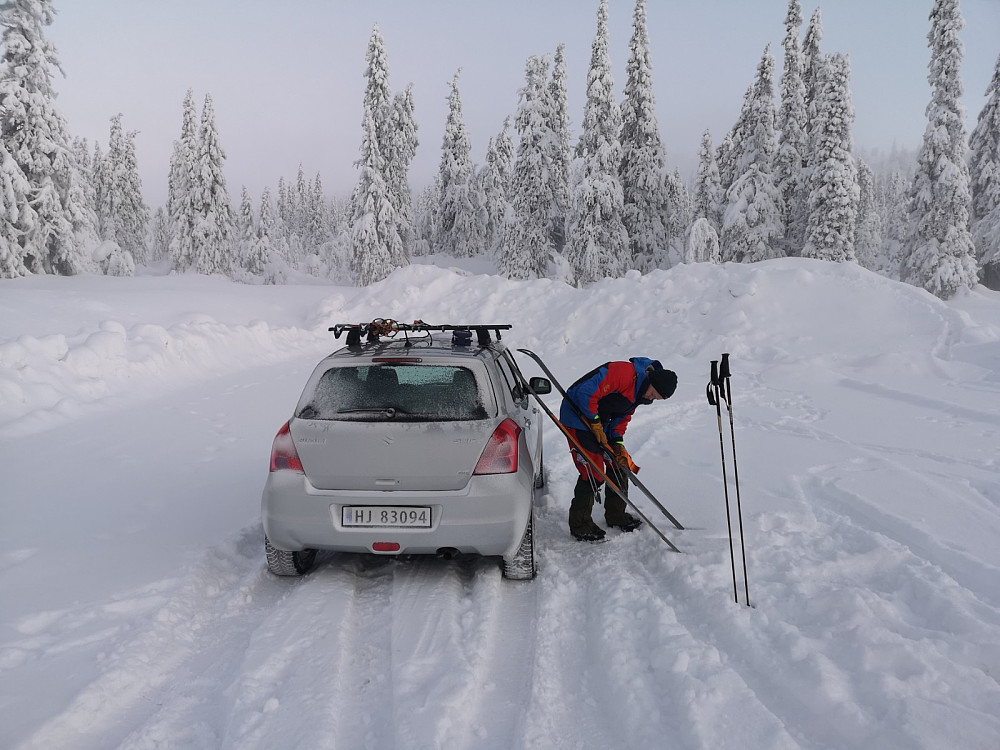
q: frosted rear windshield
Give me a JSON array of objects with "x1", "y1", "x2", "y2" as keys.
[{"x1": 297, "y1": 364, "x2": 489, "y2": 421}]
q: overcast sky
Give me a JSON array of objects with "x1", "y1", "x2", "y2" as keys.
[{"x1": 44, "y1": 0, "x2": 1000, "y2": 209}]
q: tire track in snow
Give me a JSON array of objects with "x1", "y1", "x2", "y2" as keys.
[
  {"x1": 13, "y1": 533, "x2": 543, "y2": 750},
  {"x1": 15, "y1": 527, "x2": 288, "y2": 750},
  {"x1": 213, "y1": 555, "x2": 386, "y2": 750},
  {"x1": 216, "y1": 551, "x2": 542, "y2": 750},
  {"x1": 392, "y1": 558, "x2": 540, "y2": 750},
  {"x1": 523, "y1": 508, "x2": 800, "y2": 750}
]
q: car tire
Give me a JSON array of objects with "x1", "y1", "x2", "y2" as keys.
[
  {"x1": 265, "y1": 535, "x2": 317, "y2": 576},
  {"x1": 502, "y1": 510, "x2": 536, "y2": 580}
]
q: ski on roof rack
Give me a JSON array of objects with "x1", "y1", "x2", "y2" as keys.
[{"x1": 330, "y1": 319, "x2": 512, "y2": 347}]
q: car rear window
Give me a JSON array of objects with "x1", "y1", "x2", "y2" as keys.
[{"x1": 298, "y1": 364, "x2": 488, "y2": 421}]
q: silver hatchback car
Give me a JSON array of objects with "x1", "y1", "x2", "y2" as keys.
[{"x1": 261, "y1": 321, "x2": 551, "y2": 580}]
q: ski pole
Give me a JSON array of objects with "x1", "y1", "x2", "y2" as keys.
[
  {"x1": 708, "y1": 360, "x2": 739, "y2": 604},
  {"x1": 719, "y1": 353, "x2": 750, "y2": 606}
]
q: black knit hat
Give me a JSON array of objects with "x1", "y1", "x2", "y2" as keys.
[{"x1": 646, "y1": 367, "x2": 677, "y2": 399}]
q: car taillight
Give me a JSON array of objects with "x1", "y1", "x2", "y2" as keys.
[
  {"x1": 269, "y1": 421, "x2": 304, "y2": 473},
  {"x1": 473, "y1": 418, "x2": 521, "y2": 475}
]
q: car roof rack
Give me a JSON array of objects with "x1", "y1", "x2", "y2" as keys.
[{"x1": 330, "y1": 319, "x2": 512, "y2": 348}]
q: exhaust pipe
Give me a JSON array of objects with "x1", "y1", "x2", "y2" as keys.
[{"x1": 436, "y1": 547, "x2": 460, "y2": 560}]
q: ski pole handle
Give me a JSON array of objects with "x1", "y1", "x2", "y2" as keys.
[
  {"x1": 719, "y1": 353, "x2": 732, "y2": 404},
  {"x1": 706, "y1": 360, "x2": 718, "y2": 405}
]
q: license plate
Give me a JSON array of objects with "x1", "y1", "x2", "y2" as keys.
[{"x1": 341, "y1": 506, "x2": 432, "y2": 528}]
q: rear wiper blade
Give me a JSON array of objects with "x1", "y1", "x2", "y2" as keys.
[{"x1": 338, "y1": 407, "x2": 410, "y2": 416}]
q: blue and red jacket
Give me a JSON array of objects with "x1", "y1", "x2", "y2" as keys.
[{"x1": 559, "y1": 357, "x2": 662, "y2": 441}]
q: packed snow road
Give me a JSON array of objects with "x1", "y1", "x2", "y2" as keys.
[{"x1": 3, "y1": 262, "x2": 1000, "y2": 749}]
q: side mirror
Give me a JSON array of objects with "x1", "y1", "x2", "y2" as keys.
[{"x1": 529, "y1": 377, "x2": 552, "y2": 395}]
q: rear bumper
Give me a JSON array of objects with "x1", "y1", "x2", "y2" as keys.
[{"x1": 261, "y1": 469, "x2": 533, "y2": 559}]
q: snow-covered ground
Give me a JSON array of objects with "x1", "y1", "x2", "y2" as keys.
[{"x1": 2, "y1": 258, "x2": 999, "y2": 749}]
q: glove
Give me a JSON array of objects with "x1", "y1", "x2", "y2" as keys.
[
  {"x1": 587, "y1": 418, "x2": 611, "y2": 450},
  {"x1": 611, "y1": 443, "x2": 639, "y2": 473}
]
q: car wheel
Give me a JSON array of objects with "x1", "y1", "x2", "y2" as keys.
[
  {"x1": 265, "y1": 535, "x2": 317, "y2": 576},
  {"x1": 502, "y1": 510, "x2": 536, "y2": 580},
  {"x1": 533, "y1": 443, "x2": 545, "y2": 489}
]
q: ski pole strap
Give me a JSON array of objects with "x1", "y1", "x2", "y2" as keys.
[
  {"x1": 719, "y1": 353, "x2": 732, "y2": 404},
  {"x1": 706, "y1": 360, "x2": 719, "y2": 406}
]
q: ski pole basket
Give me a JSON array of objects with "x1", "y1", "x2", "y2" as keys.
[{"x1": 330, "y1": 319, "x2": 512, "y2": 347}]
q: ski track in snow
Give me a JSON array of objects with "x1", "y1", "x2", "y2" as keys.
[{"x1": 4, "y1": 262, "x2": 1000, "y2": 749}]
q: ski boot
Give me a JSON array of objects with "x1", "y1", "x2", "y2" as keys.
[
  {"x1": 568, "y1": 477, "x2": 606, "y2": 542},
  {"x1": 605, "y1": 471, "x2": 642, "y2": 532}
]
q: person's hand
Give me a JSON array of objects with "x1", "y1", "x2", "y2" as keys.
[
  {"x1": 611, "y1": 443, "x2": 639, "y2": 473},
  {"x1": 588, "y1": 419, "x2": 610, "y2": 450}
]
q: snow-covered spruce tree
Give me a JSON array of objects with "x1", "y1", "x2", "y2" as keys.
[
  {"x1": 801, "y1": 8, "x2": 824, "y2": 125},
  {"x1": 901, "y1": 0, "x2": 978, "y2": 299},
  {"x1": 0, "y1": 138, "x2": 35, "y2": 278},
  {"x1": 349, "y1": 24, "x2": 405, "y2": 282},
  {"x1": 190, "y1": 94, "x2": 234, "y2": 276},
  {"x1": 693, "y1": 129, "x2": 725, "y2": 233},
  {"x1": 90, "y1": 140, "x2": 105, "y2": 234},
  {"x1": 619, "y1": 0, "x2": 669, "y2": 273},
  {"x1": 664, "y1": 168, "x2": 692, "y2": 259},
  {"x1": 235, "y1": 186, "x2": 255, "y2": 273},
  {"x1": 802, "y1": 53, "x2": 859, "y2": 263},
  {"x1": 274, "y1": 176, "x2": 295, "y2": 262},
  {"x1": 969, "y1": 53, "x2": 1000, "y2": 285},
  {"x1": 878, "y1": 171, "x2": 911, "y2": 279},
  {"x1": 855, "y1": 159, "x2": 883, "y2": 271},
  {"x1": 120, "y1": 127, "x2": 148, "y2": 264},
  {"x1": 547, "y1": 43, "x2": 572, "y2": 253},
  {"x1": 361, "y1": 25, "x2": 393, "y2": 185},
  {"x1": 283, "y1": 164, "x2": 306, "y2": 260},
  {"x1": 351, "y1": 108, "x2": 400, "y2": 285},
  {"x1": 776, "y1": 0, "x2": 809, "y2": 255},
  {"x1": 497, "y1": 55, "x2": 555, "y2": 280},
  {"x1": 149, "y1": 206, "x2": 170, "y2": 262},
  {"x1": 434, "y1": 71, "x2": 486, "y2": 257},
  {"x1": 566, "y1": 0, "x2": 629, "y2": 283},
  {"x1": 309, "y1": 173, "x2": 330, "y2": 254},
  {"x1": 970, "y1": 53, "x2": 1000, "y2": 223},
  {"x1": 243, "y1": 187, "x2": 268, "y2": 277},
  {"x1": 291, "y1": 165, "x2": 329, "y2": 262},
  {"x1": 716, "y1": 88, "x2": 751, "y2": 198},
  {"x1": 94, "y1": 134, "x2": 111, "y2": 241},
  {"x1": 72, "y1": 136, "x2": 97, "y2": 230},
  {"x1": 167, "y1": 88, "x2": 199, "y2": 270},
  {"x1": 411, "y1": 181, "x2": 437, "y2": 256},
  {"x1": 98, "y1": 115, "x2": 148, "y2": 264},
  {"x1": 796, "y1": 7, "x2": 824, "y2": 249},
  {"x1": 479, "y1": 117, "x2": 513, "y2": 256},
  {"x1": 387, "y1": 83, "x2": 417, "y2": 260},
  {"x1": 1, "y1": 0, "x2": 97, "y2": 275},
  {"x1": 685, "y1": 217, "x2": 721, "y2": 264},
  {"x1": 721, "y1": 47, "x2": 784, "y2": 263},
  {"x1": 258, "y1": 187, "x2": 285, "y2": 284}
]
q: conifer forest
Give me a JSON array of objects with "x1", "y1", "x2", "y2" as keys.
[{"x1": 2, "y1": 0, "x2": 999, "y2": 298}]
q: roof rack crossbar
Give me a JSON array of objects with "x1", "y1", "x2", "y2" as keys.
[{"x1": 329, "y1": 320, "x2": 511, "y2": 346}]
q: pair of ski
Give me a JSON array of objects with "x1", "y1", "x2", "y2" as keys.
[{"x1": 516, "y1": 349, "x2": 684, "y2": 553}]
